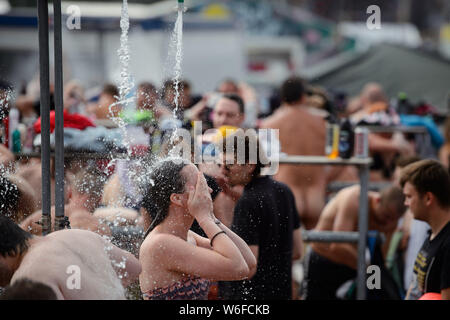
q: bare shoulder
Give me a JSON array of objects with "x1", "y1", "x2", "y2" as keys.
[
  {"x1": 12, "y1": 238, "x2": 68, "y2": 283},
  {"x1": 335, "y1": 185, "x2": 361, "y2": 216},
  {"x1": 340, "y1": 185, "x2": 361, "y2": 201},
  {"x1": 140, "y1": 233, "x2": 192, "y2": 257},
  {"x1": 260, "y1": 109, "x2": 286, "y2": 128}
]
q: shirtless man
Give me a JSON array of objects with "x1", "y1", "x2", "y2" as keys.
[
  {"x1": 0, "y1": 215, "x2": 141, "y2": 299},
  {"x1": 21, "y1": 167, "x2": 110, "y2": 236},
  {"x1": 348, "y1": 83, "x2": 415, "y2": 181},
  {"x1": 304, "y1": 185, "x2": 406, "y2": 299},
  {"x1": 260, "y1": 76, "x2": 353, "y2": 229}
]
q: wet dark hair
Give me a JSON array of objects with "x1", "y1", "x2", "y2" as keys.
[
  {"x1": 221, "y1": 93, "x2": 245, "y2": 114},
  {"x1": 0, "y1": 215, "x2": 32, "y2": 258},
  {"x1": 280, "y1": 76, "x2": 306, "y2": 104},
  {"x1": 0, "y1": 176, "x2": 20, "y2": 220},
  {"x1": 141, "y1": 159, "x2": 189, "y2": 237},
  {"x1": 0, "y1": 278, "x2": 57, "y2": 300}
]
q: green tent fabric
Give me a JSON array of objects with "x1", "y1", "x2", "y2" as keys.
[{"x1": 310, "y1": 44, "x2": 450, "y2": 113}]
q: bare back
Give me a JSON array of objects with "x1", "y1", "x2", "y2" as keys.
[
  {"x1": 261, "y1": 105, "x2": 328, "y2": 229},
  {"x1": 11, "y1": 229, "x2": 125, "y2": 300},
  {"x1": 315, "y1": 185, "x2": 361, "y2": 232}
]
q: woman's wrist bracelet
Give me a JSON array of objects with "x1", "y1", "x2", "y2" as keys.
[{"x1": 210, "y1": 230, "x2": 227, "y2": 247}]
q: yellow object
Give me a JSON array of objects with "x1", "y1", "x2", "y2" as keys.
[
  {"x1": 203, "y1": 3, "x2": 230, "y2": 19},
  {"x1": 327, "y1": 124, "x2": 340, "y2": 159},
  {"x1": 212, "y1": 125, "x2": 238, "y2": 143},
  {"x1": 440, "y1": 24, "x2": 450, "y2": 41}
]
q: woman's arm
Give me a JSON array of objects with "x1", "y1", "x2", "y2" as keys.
[
  {"x1": 191, "y1": 218, "x2": 257, "y2": 277},
  {"x1": 215, "y1": 219, "x2": 257, "y2": 276},
  {"x1": 147, "y1": 171, "x2": 251, "y2": 282}
]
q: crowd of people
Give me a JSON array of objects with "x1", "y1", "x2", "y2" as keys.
[{"x1": 0, "y1": 74, "x2": 449, "y2": 300}]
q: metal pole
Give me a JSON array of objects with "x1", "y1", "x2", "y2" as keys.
[
  {"x1": 302, "y1": 230, "x2": 384, "y2": 244},
  {"x1": 356, "y1": 163, "x2": 370, "y2": 300},
  {"x1": 53, "y1": 0, "x2": 66, "y2": 231},
  {"x1": 37, "y1": 0, "x2": 52, "y2": 235}
]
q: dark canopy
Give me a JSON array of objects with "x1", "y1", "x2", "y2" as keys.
[{"x1": 310, "y1": 44, "x2": 450, "y2": 112}]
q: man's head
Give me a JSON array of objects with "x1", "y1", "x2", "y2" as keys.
[
  {"x1": 0, "y1": 278, "x2": 57, "y2": 300},
  {"x1": 280, "y1": 76, "x2": 306, "y2": 106},
  {"x1": 142, "y1": 159, "x2": 209, "y2": 232},
  {"x1": 162, "y1": 79, "x2": 192, "y2": 109},
  {"x1": 96, "y1": 84, "x2": 119, "y2": 119},
  {"x1": 360, "y1": 82, "x2": 387, "y2": 106},
  {"x1": 220, "y1": 130, "x2": 268, "y2": 187},
  {"x1": 137, "y1": 82, "x2": 157, "y2": 111},
  {"x1": 71, "y1": 167, "x2": 107, "y2": 211},
  {"x1": 373, "y1": 186, "x2": 406, "y2": 232},
  {"x1": 213, "y1": 94, "x2": 245, "y2": 128},
  {"x1": 217, "y1": 79, "x2": 239, "y2": 95},
  {"x1": 0, "y1": 216, "x2": 32, "y2": 286},
  {"x1": 400, "y1": 159, "x2": 450, "y2": 221}
]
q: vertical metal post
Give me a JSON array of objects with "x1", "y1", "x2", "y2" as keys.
[
  {"x1": 37, "y1": 0, "x2": 52, "y2": 235},
  {"x1": 356, "y1": 163, "x2": 370, "y2": 300},
  {"x1": 53, "y1": 0, "x2": 66, "y2": 230}
]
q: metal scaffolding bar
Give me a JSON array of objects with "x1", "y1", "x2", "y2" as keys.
[
  {"x1": 363, "y1": 125, "x2": 427, "y2": 134},
  {"x1": 279, "y1": 155, "x2": 371, "y2": 166},
  {"x1": 278, "y1": 154, "x2": 372, "y2": 300},
  {"x1": 53, "y1": 0, "x2": 67, "y2": 230},
  {"x1": 327, "y1": 181, "x2": 391, "y2": 193},
  {"x1": 37, "y1": 0, "x2": 51, "y2": 235},
  {"x1": 302, "y1": 230, "x2": 383, "y2": 243},
  {"x1": 356, "y1": 163, "x2": 370, "y2": 300}
]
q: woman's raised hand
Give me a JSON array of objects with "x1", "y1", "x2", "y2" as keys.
[{"x1": 187, "y1": 172, "x2": 213, "y2": 222}]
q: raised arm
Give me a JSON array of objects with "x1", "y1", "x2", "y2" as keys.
[
  {"x1": 147, "y1": 171, "x2": 251, "y2": 282},
  {"x1": 190, "y1": 218, "x2": 257, "y2": 277}
]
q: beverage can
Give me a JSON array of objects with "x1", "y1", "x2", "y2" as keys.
[{"x1": 354, "y1": 127, "x2": 369, "y2": 158}]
